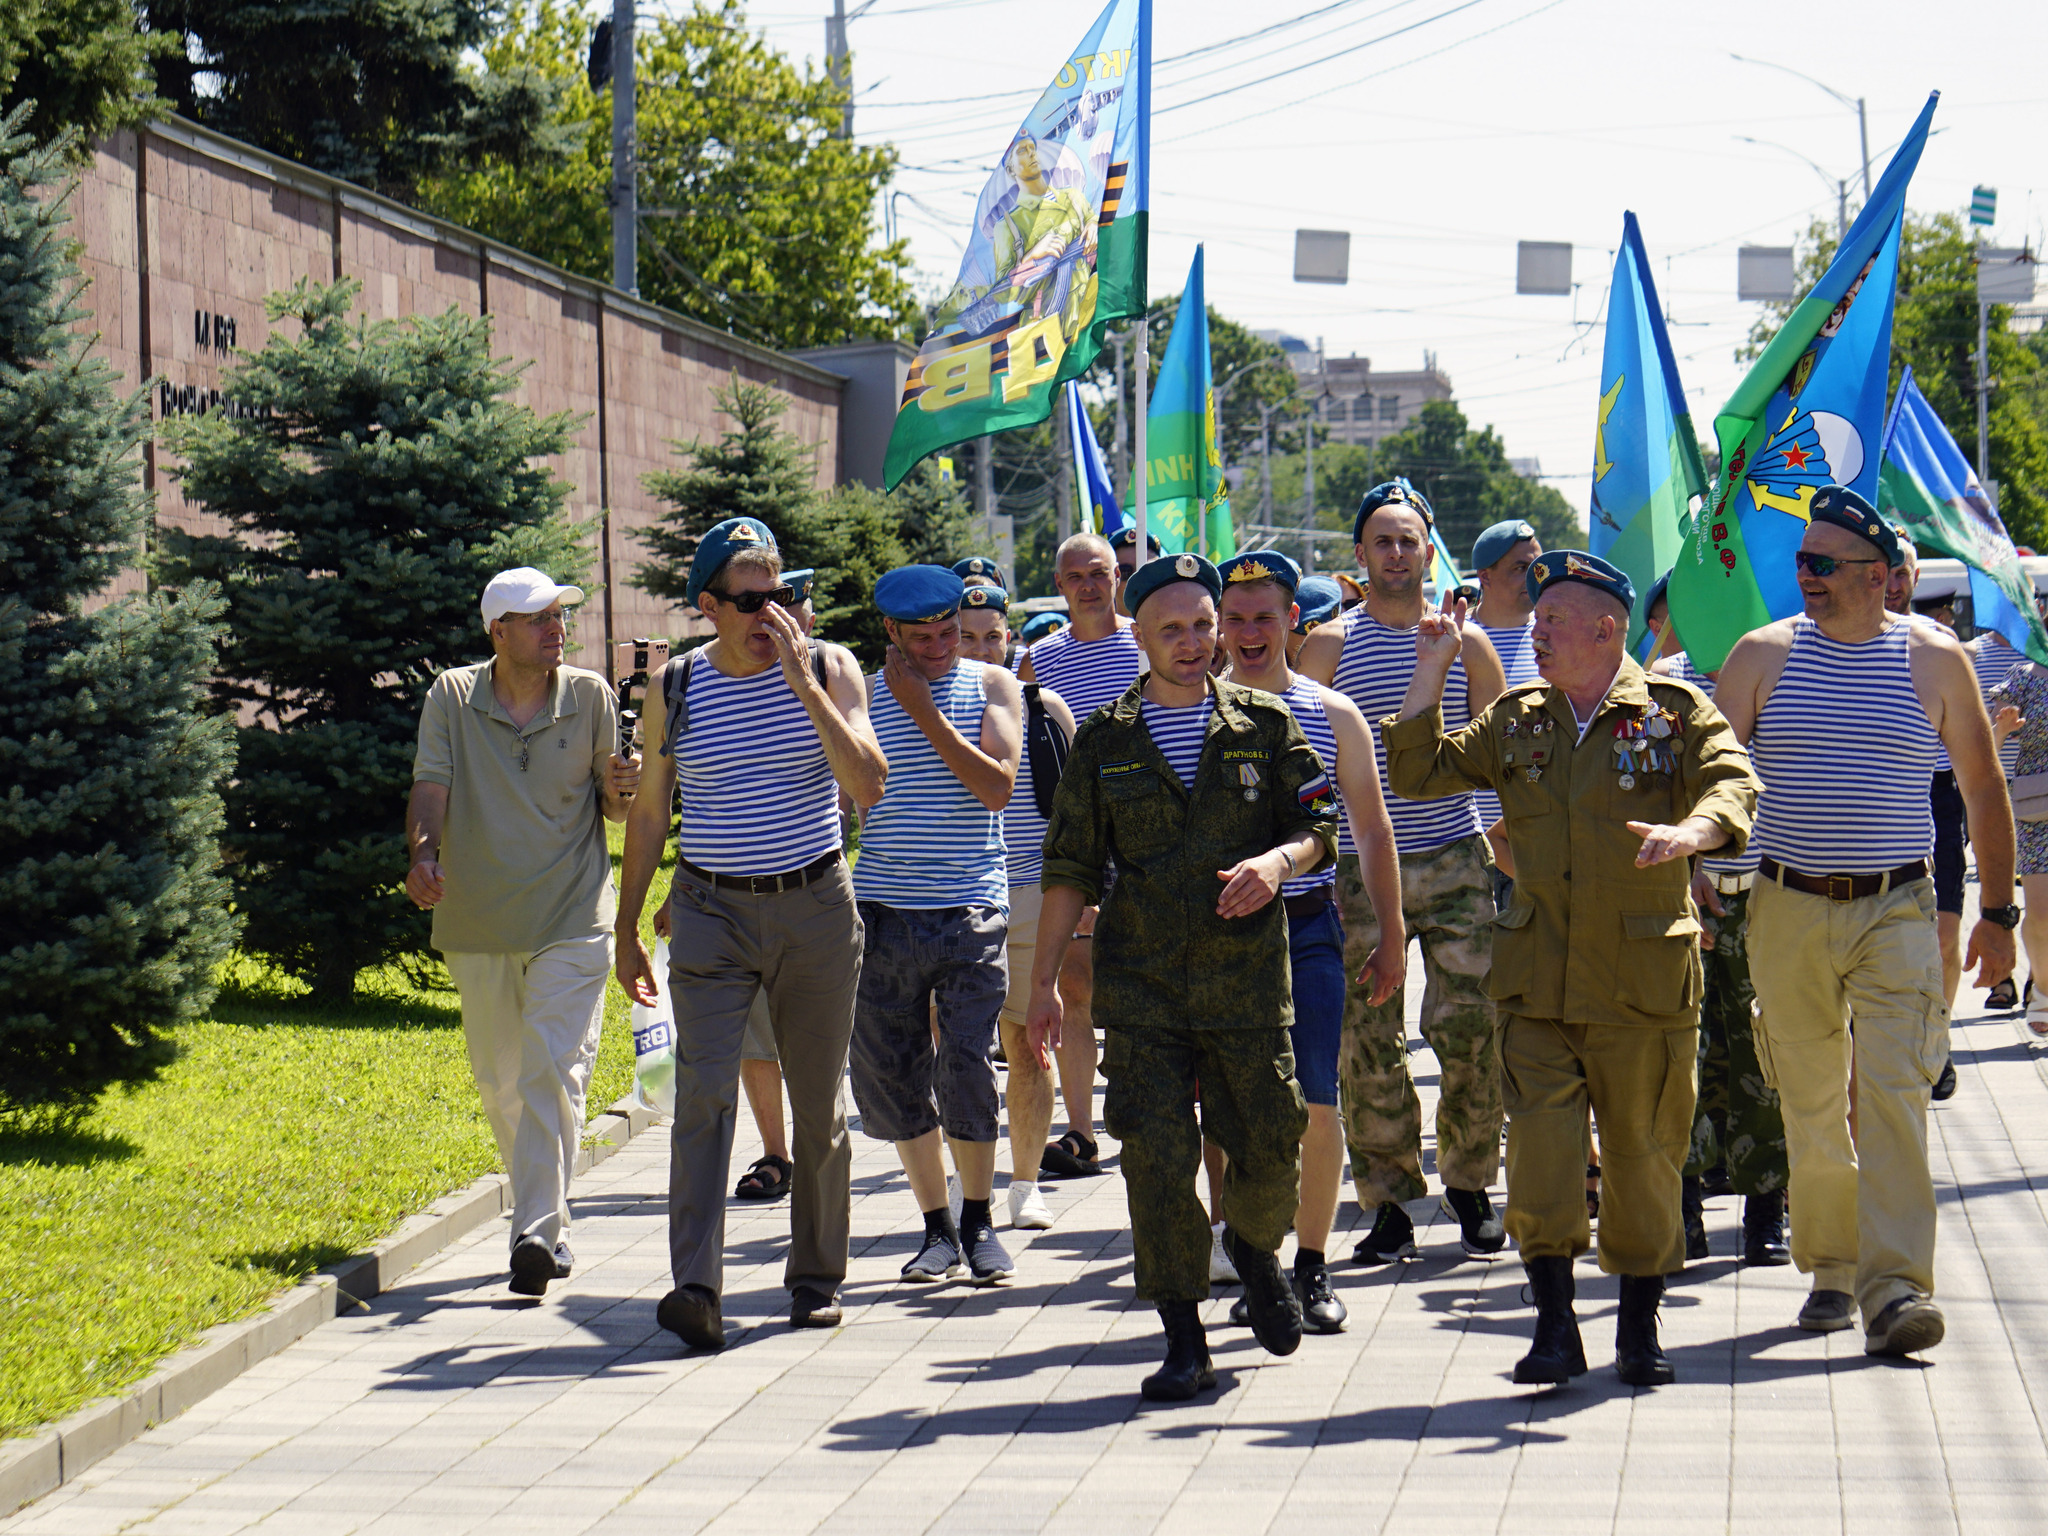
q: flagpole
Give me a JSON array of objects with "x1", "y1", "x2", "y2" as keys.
[{"x1": 1133, "y1": 319, "x2": 1149, "y2": 564}]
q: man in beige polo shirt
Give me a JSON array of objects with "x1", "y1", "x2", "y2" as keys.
[{"x1": 407, "y1": 568, "x2": 641, "y2": 1298}]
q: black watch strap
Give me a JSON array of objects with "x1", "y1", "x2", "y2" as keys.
[{"x1": 1984, "y1": 903, "x2": 2022, "y2": 930}]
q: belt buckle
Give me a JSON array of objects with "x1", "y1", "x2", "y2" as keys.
[
  {"x1": 1826, "y1": 873, "x2": 1855, "y2": 903},
  {"x1": 749, "y1": 874, "x2": 777, "y2": 896}
]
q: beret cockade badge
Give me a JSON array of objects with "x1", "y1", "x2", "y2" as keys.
[{"x1": 1175, "y1": 554, "x2": 1199, "y2": 577}]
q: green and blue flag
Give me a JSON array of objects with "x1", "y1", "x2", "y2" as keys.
[
  {"x1": 1135, "y1": 245, "x2": 1232, "y2": 556},
  {"x1": 1669, "y1": 92, "x2": 1938, "y2": 670},
  {"x1": 1066, "y1": 382, "x2": 1126, "y2": 541}
]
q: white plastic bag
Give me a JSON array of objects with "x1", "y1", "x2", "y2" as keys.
[{"x1": 630, "y1": 936, "x2": 677, "y2": 1116}]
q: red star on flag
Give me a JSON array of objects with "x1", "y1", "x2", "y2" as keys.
[{"x1": 1781, "y1": 444, "x2": 1812, "y2": 472}]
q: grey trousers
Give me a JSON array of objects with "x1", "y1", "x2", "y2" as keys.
[{"x1": 665, "y1": 860, "x2": 863, "y2": 1300}]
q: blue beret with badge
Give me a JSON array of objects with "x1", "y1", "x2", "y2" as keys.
[
  {"x1": 687, "y1": 516, "x2": 778, "y2": 607},
  {"x1": 1527, "y1": 548, "x2": 1636, "y2": 614},
  {"x1": 1216, "y1": 550, "x2": 1301, "y2": 593},
  {"x1": 1293, "y1": 575, "x2": 1342, "y2": 634},
  {"x1": 952, "y1": 556, "x2": 1008, "y2": 587},
  {"x1": 1125, "y1": 550, "x2": 1223, "y2": 614},
  {"x1": 1021, "y1": 612, "x2": 1067, "y2": 643},
  {"x1": 1471, "y1": 519, "x2": 1538, "y2": 571},
  {"x1": 1352, "y1": 477, "x2": 1436, "y2": 542},
  {"x1": 1808, "y1": 485, "x2": 1904, "y2": 568},
  {"x1": 875, "y1": 564, "x2": 965, "y2": 623},
  {"x1": 783, "y1": 567, "x2": 815, "y2": 605},
  {"x1": 1109, "y1": 526, "x2": 1163, "y2": 556},
  {"x1": 959, "y1": 583, "x2": 1009, "y2": 612}
]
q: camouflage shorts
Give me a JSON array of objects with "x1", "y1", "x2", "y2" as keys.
[{"x1": 1686, "y1": 886, "x2": 1788, "y2": 1193}]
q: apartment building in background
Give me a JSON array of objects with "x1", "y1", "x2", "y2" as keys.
[{"x1": 1252, "y1": 332, "x2": 1455, "y2": 449}]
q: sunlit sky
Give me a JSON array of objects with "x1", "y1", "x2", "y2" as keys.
[{"x1": 709, "y1": 0, "x2": 2046, "y2": 529}]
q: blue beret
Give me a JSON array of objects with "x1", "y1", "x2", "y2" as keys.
[
  {"x1": 875, "y1": 564, "x2": 965, "y2": 623},
  {"x1": 959, "y1": 583, "x2": 1010, "y2": 613},
  {"x1": 1642, "y1": 570, "x2": 1670, "y2": 617},
  {"x1": 952, "y1": 556, "x2": 1008, "y2": 587},
  {"x1": 1216, "y1": 550, "x2": 1301, "y2": 593},
  {"x1": 687, "y1": 517, "x2": 778, "y2": 607},
  {"x1": 1352, "y1": 478, "x2": 1435, "y2": 542},
  {"x1": 1125, "y1": 551, "x2": 1222, "y2": 615},
  {"x1": 1527, "y1": 549, "x2": 1635, "y2": 614},
  {"x1": 1471, "y1": 519, "x2": 1538, "y2": 571},
  {"x1": 1808, "y1": 486, "x2": 1904, "y2": 568},
  {"x1": 1294, "y1": 576, "x2": 1342, "y2": 634},
  {"x1": 784, "y1": 567, "x2": 815, "y2": 605},
  {"x1": 1021, "y1": 612, "x2": 1067, "y2": 643},
  {"x1": 1110, "y1": 526, "x2": 1163, "y2": 556}
]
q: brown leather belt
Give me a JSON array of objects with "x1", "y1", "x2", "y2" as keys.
[
  {"x1": 1283, "y1": 891, "x2": 1338, "y2": 921},
  {"x1": 677, "y1": 848, "x2": 842, "y2": 896},
  {"x1": 1758, "y1": 856, "x2": 1926, "y2": 903}
]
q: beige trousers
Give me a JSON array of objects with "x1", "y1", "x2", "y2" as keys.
[
  {"x1": 443, "y1": 932, "x2": 613, "y2": 1253},
  {"x1": 1748, "y1": 877, "x2": 1948, "y2": 1322}
]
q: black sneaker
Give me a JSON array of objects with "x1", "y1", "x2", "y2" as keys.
[
  {"x1": 551, "y1": 1240, "x2": 575, "y2": 1278},
  {"x1": 1441, "y1": 1188, "x2": 1506, "y2": 1256},
  {"x1": 509, "y1": 1233, "x2": 556, "y2": 1297},
  {"x1": 1294, "y1": 1260, "x2": 1348, "y2": 1333},
  {"x1": 901, "y1": 1230, "x2": 965, "y2": 1282},
  {"x1": 963, "y1": 1221, "x2": 1015, "y2": 1285},
  {"x1": 1932, "y1": 1056, "x2": 1958, "y2": 1102},
  {"x1": 1352, "y1": 1202, "x2": 1416, "y2": 1265}
]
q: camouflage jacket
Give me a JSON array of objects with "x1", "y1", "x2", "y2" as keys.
[
  {"x1": 1383, "y1": 656, "x2": 1758, "y2": 1029},
  {"x1": 1042, "y1": 676, "x2": 1340, "y2": 1032}
]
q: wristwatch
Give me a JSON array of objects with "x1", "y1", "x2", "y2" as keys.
[{"x1": 1983, "y1": 903, "x2": 2022, "y2": 930}]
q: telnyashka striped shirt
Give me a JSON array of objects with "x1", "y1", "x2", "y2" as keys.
[
  {"x1": 855, "y1": 660, "x2": 1008, "y2": 910},
  {"x1": 1141, "y1": 698, "x2": 1214, "y2": 789},
  {"x1": 1904, "y1": 613, "x2": 1953, "y2": 771},
  {"x1": 672, "y1": 659, "x2": 841, "y2": 876},
  {"x1": 1474, "y1": 618, "x2": 1539, "y2": 838},
  {"x1": 1749, "y1": 618, "x2": 1939, "y2": 875},
  {"x1": 1280, "y1": 676, "x2": 1342, "y2": 896},
  {"x1": 1332, "y1": 609, "x2": 1481, "y2": 856},
  {"x1": 1029, "y1": 621, "x2": 1144, "y2": 730},
  {"x1": 1969, "y1": 634, "x2": 2023, "y2": 777},
  {"x1": 1666, "y1": 651, "x2": 1757, "y2": 876}
]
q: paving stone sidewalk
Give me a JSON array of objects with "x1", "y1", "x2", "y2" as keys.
[{"x1": 9, "y1": 958, "x2": 2048, "y2": 1536}]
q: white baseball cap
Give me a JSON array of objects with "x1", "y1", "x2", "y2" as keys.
[{"x1": 480, "y1": 567, "x2": 586, "y2": 626}]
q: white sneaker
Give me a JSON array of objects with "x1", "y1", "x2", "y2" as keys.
[
  {"x1": 947, "y1": 1174, "x2": 964, "y2": 1230},
  {"x1": 1209, "y1": 1221, "x2": 1239, "y2": 1285},
  {"x1": 1008, "y1": 1180, "x2": 1054, "y2": 1230}
]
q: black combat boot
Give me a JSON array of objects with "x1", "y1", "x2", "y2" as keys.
[
  {"x1": 1512, "y1": 1256, "x2": 1587, "y2": 1385},
  {"x1": 1681, "y1": 1174, "x2": 1709, "y2": 1263},
  {"x1": 1224, "y1": 1227, "x2": 1303, "y2": 1357},
  {"x1": 1742, "y1": 1190, "x2": 1791, "y2": 1266},
  {"x1": 1615, "y1": 1274, "x2": 1676, "y2": 1386},
  {"x1": 1140, "y1": 1300, "x2": 1216, "y2": 1401}
]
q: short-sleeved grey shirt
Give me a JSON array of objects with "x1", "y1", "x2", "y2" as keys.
[{"x1": 413, "y1": 660, "x2": 619, "y2": 954}]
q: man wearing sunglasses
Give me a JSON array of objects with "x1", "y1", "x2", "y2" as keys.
[
  {"x1": 616, "y1": 517, "x2": 888, "y2": 1349},
  {"x1": 408, "y1": 568, "x2": 642, "y2": 1298},
  {"x1": 1715, "y1": 488, "x2": 2016, "y2": 1358}
]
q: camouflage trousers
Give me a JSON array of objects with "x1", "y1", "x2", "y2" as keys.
[
  {"x1": 1101, "y1": 1026, "x2": 1306, "y2": 1302},
  {"x1": 1684, "y1": 887, "x2": 1789, "y2": 1194},
  {"x1": 1336, "y1": 835, "x2": 1502, "y2": 1206}
]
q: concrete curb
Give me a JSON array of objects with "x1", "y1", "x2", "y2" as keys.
[{"x1": 0, "y1": 1093, "x2": 662, "y2": 1517}]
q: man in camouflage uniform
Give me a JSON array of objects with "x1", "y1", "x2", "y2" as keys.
[
  {"x1": 1686, "y1": 889, "x2": 1789, "y2": 1252},
  {"x1": 1028, "y1": 554, "x2": 1338, "y2": 1403}
]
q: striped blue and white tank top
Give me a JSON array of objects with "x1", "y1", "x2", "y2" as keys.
[
  {"x1": 1280, "y1": 676, "x2": 1342, "y2": 896},
  {"x1": 1332, "y1": 609, "x2": 1481, "y2": 856},
  {"x1": 1030, "y1": 621, "x2": 1144, "y2": 729},
  {"x1": 1665, "y1": 652, "x2": 1757, "y2": 876},
  {"x1": 1003, "y1": 685, "x2": 1059, "y2": 889},
  {"x1": 1749, "y1": 618, "x2": 1939, "y2": 874},
  {"x1": 1901, "y1": 613, "x2": 1953, "y2": 771},
  {"x1": 1969, "y1": 634, "x2": 2023, "y2": 776},
  {"x1": 855, "y1": 661, "x2": 1007, "y2": 910},
  {"x1": 1141, "y1": 698, "x2": 1214, "y2": 788},
  {"x1": 672, "y1": 658, "x2": 841, "y2": 876},
  {"x1": 1474, "y1": 619, "x2": 1539, "y2": 838}
]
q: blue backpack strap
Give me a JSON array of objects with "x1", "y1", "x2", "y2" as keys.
[{"x1": 656, "y1": 648, "x2": 699, "y2": 758}]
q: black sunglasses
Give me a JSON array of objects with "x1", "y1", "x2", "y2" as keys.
[
  {"x1": 1793, "y1": 551, "x2": 1883, "y2": 578},
  {"x1": 709, "y1": 583, "x2": 796, "y2": 614}
]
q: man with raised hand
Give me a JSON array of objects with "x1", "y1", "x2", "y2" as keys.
[
  {"x1": 1029, "y1": 553, "x2": 1338, "y2": 1402},
  {"x1": 1716, "y1": 488, "x2": 2016, "y2": 1357},
  {"x1": 1385, "y1": 550, "x2": 1758, "y2": 1387},
  {"x1": 1216, "y1": 550, "x2": 1405, "y2": 1335},
  {"x1": 616, "y1": 517, "x2": 887, "y2": 1350},
  {"x1": 1019, "y1": 532, "x2": 1145, "y2": 1181},
  {"x1": 408, "y1": 568, "x2": 640, "y2": 1299},
  {"x1": 958, "y1": 582, "x2": 1075, "y2": 1231},
  {"x1": 1298, "y1": 481, "x2": 1509, "y2": 1266},
  {"x1": 851, "y1": 566, "x2": 1025, "y2": 1286}
]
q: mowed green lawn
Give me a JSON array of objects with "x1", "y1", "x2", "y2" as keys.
[{"x1": 0, "y1": 826, "x2": 674, "y2": 1443}]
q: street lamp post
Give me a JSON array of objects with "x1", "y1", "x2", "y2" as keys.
[
  {"x1": 1730, "y1": 53, "x2": 1870, "y2": 199},
  {"x1": 1736, "y1": 135, "x2": 1849, "y2": 244}
]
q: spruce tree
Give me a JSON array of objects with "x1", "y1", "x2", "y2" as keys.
[
  {"x1": 160, "y1": 277, "x2": 586, "y2": 1000},
  {"x1": 0, "y1": 110, "x2": 237, "y2": 1115}
]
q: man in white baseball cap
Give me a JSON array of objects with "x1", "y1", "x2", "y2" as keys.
[{"x1": 407, "y1": 566, "x2": 640, "y2": 1298}]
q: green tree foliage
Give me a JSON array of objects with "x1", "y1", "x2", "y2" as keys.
[
  {"x1": 1373, "y1": 399, "x2": 1583, "y2": 559},
  {"x1": 141, "y1": 0, "x2": 569, "y2": 202},
  {"x1": 159, "y1": 277, "x2": 586, "y2": 1000},
  {"x1": 1744, "y1": 211, "x2": 2048, "y2": 551},
  {"x1": 1, "y1": 0, "x2": 168, "y2": 147},
  {"x1": 0, "y1": 113, "x2": 236, "y2": 1115},
  {"x1": 417, "y1": 1, "x2": 915, "y2": 349}
]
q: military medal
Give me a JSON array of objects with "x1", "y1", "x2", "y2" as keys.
[{"x1": 1238, "y1": 763, "x2": 1261, "y2": 802}]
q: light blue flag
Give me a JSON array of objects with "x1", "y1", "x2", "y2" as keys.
[
  {"x1": 1588, "y1": 212, "x2": 1708, "y2": 658},
  {"x1": 1067, "y1": 382, "x2": 1127, "y2": 541}
]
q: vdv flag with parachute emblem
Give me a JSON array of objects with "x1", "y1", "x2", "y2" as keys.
[
  {"x1": 1066, "y1": 383, "x2": 1127, "y2": 541},
  {"x1": 881, "y1": 0, "x2": 1150, "y2": 490},
  {"x1": 1135, "y1": 245, "x2": 1232, "y2": 556},
  {"x1": 1669, "y1": 92, "x2": 1937, "y2": 671},
  {"x1": 1880, "y1": 367, "x2": 2048, "y2": 665},
  {"x1": 1588, "y1": 212, "x2": 1708, "y2": 658}
]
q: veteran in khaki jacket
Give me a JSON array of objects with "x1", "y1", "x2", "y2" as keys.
[{"x1": 1383, "y1": 551, "x2": 1758, "y2": 1391}]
